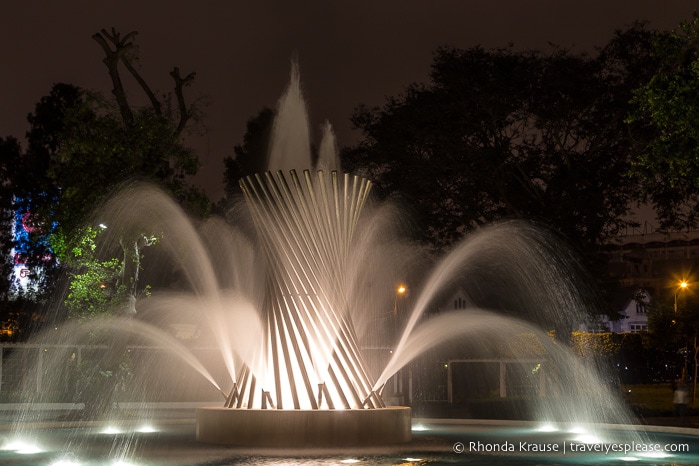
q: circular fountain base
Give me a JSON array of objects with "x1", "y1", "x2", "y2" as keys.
[{"x1": 196, "y1": 406, "x2": 411, "y2": 447}]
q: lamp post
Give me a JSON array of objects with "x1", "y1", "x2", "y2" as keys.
[
  {"x1": 675, "y1": 280, "x2": 688, "y2": 313},
  {"x1": 393, "y1": 285, "x2": 406, "y2": 316},
  {"x1": 391, "y1": 285, "x2": 407, "y2": 403},
  {"x1": 674, "y1": 280, "x2": 689, "y2": 381}
]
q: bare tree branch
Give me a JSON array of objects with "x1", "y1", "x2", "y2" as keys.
[
  {"x1": 170, "y1": 67, "x2": 196, "y2": 136},
  {"x1": 93, "y1": 28, "x2": 196, "y2": 137},
  {"x1": 92, "y1": 29, "x2": 136, "y2": 126},
  {"x1": 121, "y1": 57, "x2": 162, "y2": 115}
]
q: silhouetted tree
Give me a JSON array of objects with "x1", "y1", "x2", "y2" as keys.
[
  {"x1": 0, "y1": 137, "x2": 23, "y2": 299},
  {"x1": 629, "y1": 13, "x2": 699, "y2": 230},
  {"x1": 222, "y1": 106, "x2": 275, "y2": 198},
  {"x1": 344, "y1": 25, "x2": 659, "y2": 267}
]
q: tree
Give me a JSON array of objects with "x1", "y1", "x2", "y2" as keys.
[
  {"x1": 0, "y1": 29, "x2": 211, "y2": 328},
  {"x1": 647, "y1": 291, "x2": 699, "y2": 384},
  {"x1": 343, "y1": 27, "x2": 658, "y2": 267},
  {"x1": 44, "y1": 29, "x2": 210, "y2": 316},
  {"x1": 222, "y1": 106, "x2": 275, "y2": 198},
  {"x1": 0, "y1": 137, "x2": 23, "y2": 299},
  {"x1": 50, "y1": 225, "x2": 156, "y2": 319},
  {"x1": 629, "y1": 13, "x2": 699, "y2": 230}
]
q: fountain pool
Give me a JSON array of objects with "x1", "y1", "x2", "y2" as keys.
[{"x1": 2, "y1": 418, "x2": 699, "y2": 465}]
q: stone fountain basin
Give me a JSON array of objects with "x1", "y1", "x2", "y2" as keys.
[{"x1": 196, "y1": 406, "x2": 411, "y2": 447}]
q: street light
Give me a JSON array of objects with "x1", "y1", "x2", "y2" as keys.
[
  {"x1": 393, "y1": 285, "x2": 407, "y2": 316},
  {"x1": 675, "y1": 280, "x2": 688, "y2": 313}
]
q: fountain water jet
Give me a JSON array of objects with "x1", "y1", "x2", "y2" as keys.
[{"x1": 197, "y1": 63, "x2": 411, "y2": 445}]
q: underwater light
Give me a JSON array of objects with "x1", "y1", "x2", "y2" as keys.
[
  {"x1": 101, "y1": 426, "x2": 123, "y2": 435},
  {"x1": 411, "y1": 423, "x2": 428, "y2": 431},
  {"x1": 572, "y1": 433, "x2": 603, "y2": 444},
  {"x1": 136, "y1": 424, "x2": 158, "y2": 433},
  {"x1": 50, "y1": 459, "x2": 82, "y2": 466},
  {"x1": 3, "y1": 439, "x2": 43, "y2": 454},
  {"x1": 536, "y1": 423, "x2": 557, "y2": 432},
  {"x1": 340, "y1": 460, "x2": 361, "y2": 464},
  {"x1": 617, "y1": 457, "x2": 639, "y2": 462},
  {"x1": 637, "y1": 450, "x2": 672, "y2": 459}
]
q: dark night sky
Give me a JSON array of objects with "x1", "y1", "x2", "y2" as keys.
[{"x1": 2, "y1": 1, "x2": 697, "y2": 202}]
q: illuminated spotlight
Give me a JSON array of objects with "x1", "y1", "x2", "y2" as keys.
[
  {"x1": 617, "y1": 457, "x2": 639, "y2": 462},
  {"x1": 403, "y1": 458, "x2": 422, "y2": 462},
  {"x1": 340, "y1": 460, "x2": 361, "y2": 464},
  {"x1": 637, "y1": 451, "x2": 672, "y2": 459},
  {"x1": 536, "y1": 423, "x2": 557, "y2": 432},
  {"x1": 411, "y1": 423, "x2": 428, "y2": 431},
  {"x1": 572, "y1": 433, "x2": 603, "y2": 444},
  {"x1": 3, "y1": 439, "x2": 43, "y2": 454},
  {"x1": 567, "y1": 426, "x2": 586, "y2": 434},
  {"x1": 136, "y1": 424, "x2": 158, "y2": 433},
  {"x1": 50, "y1": 459, "x2": 82, "y2": 466},
  {"x1": 101, "y1": 426, "x2": 123, "y2": 435}
]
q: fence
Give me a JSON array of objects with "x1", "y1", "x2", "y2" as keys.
[{"x1": 0, "y1": 343, "x2": 224, "y2": 400}]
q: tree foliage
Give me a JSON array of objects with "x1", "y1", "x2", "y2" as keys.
[
  {"x1": 629, "y1": 13, "x2": 699, "y2": 229},
  {"x1": 51, "y1": 225, "x2": 155, "y2": 319},
  {"x1": 1, "y1": 29, "x2": 210, "y2": 324},
  {"x1": 647, "y1": 292, "x2": 699, "y2": 350},
  {"x1": 222, "y1": 106, "x2": 274, "y2": 198},
  {"x1": 344, "y1": 26, "x2": 658, "y2": 263},
  {"x1": 0, "y1": 137, "x2": 23, "y2": 297}
]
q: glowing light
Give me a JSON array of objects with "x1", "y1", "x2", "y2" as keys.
[
  {"x1": 618, "y1": 457, "x2": 639, "y2": 462},
  {"x1": 411, "y1": 423, "x2": 428, "y2": 431},
  {"x1": 573, "y1": 433, "x2": 603, "y2": 444},
  {"x1": 536, "y1": 422, "x2": 557, "y2": 432},
  {"x1": 110, "y1": 461, "x2": 137, "y2": 466},
  {"x1": 340, "y1": 460, "x2": 361, "y2": 464},
  {"x1": 50, "y1": 459, "x2": 82, "y2": 466},
  {"x1": 637, "y1": 450, "x2": 672, "y2": 459},
  {"x1": 101, "y1": 426, "x2": 122, "y2": 435},
  {"x1": 403, "y1": 458, "x2": 422, "y2": 462},
  {"x1": 3, "y1": 439, "x2": 44, "y2": 454},
  {"x1": 136, "y1": 424, "x2": 157, "y2": 433},
  {"x1": 568, "y1": 426, "x2": 586, "y2": 434}
]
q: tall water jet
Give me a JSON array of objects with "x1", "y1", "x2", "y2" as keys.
[
  {"x1": 266, "y1": 60, "x2": 313, "y2": 172},
  {"x1": 196, "y1": 62, "x2": 411, "y2": 446}
]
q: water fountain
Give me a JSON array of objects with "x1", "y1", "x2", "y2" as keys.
[
  {"x1": 195, "y1": 62, "x2": 409, "y2": 446},
  {"x1": 4, "y1": 61, "x2": 698, "y2": 464}
]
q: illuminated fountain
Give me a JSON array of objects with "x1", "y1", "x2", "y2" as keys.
[
  {"x1": 194, "y1": 62, "x2": 410, "y2": 446},
  {"x1": 6, "y1": 61, "x2": 690, "y2": 464}
]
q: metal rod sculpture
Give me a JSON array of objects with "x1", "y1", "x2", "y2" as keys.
[{"x1": 235, "y1": 169, "x2": 383, "y2": 410}]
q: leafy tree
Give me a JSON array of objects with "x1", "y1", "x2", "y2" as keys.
[
  {"x1": 222, "y1": 106, "x2": 275, "y2": 198},
  {"x1": 0, "y1": 29, "x2": 213, "y2": 344},
  {"x1": 50, "y1": 225, "x2": 156, "y2": 319},
  {"x1": 343, "y1": 26, "x2": 658, "y2": 271},
  {"x1": 628, "y1": 13, "x2": 699, "y2": 229},
  {"x1": 647, "y1": 291, "x2": 699, "y2": 381},
  {"x1": 0, "y1": 137, "x2": 23, "y2": 298},
  {"x1": 39, "y1": 30, "x2": 210, "y2": 314}
]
